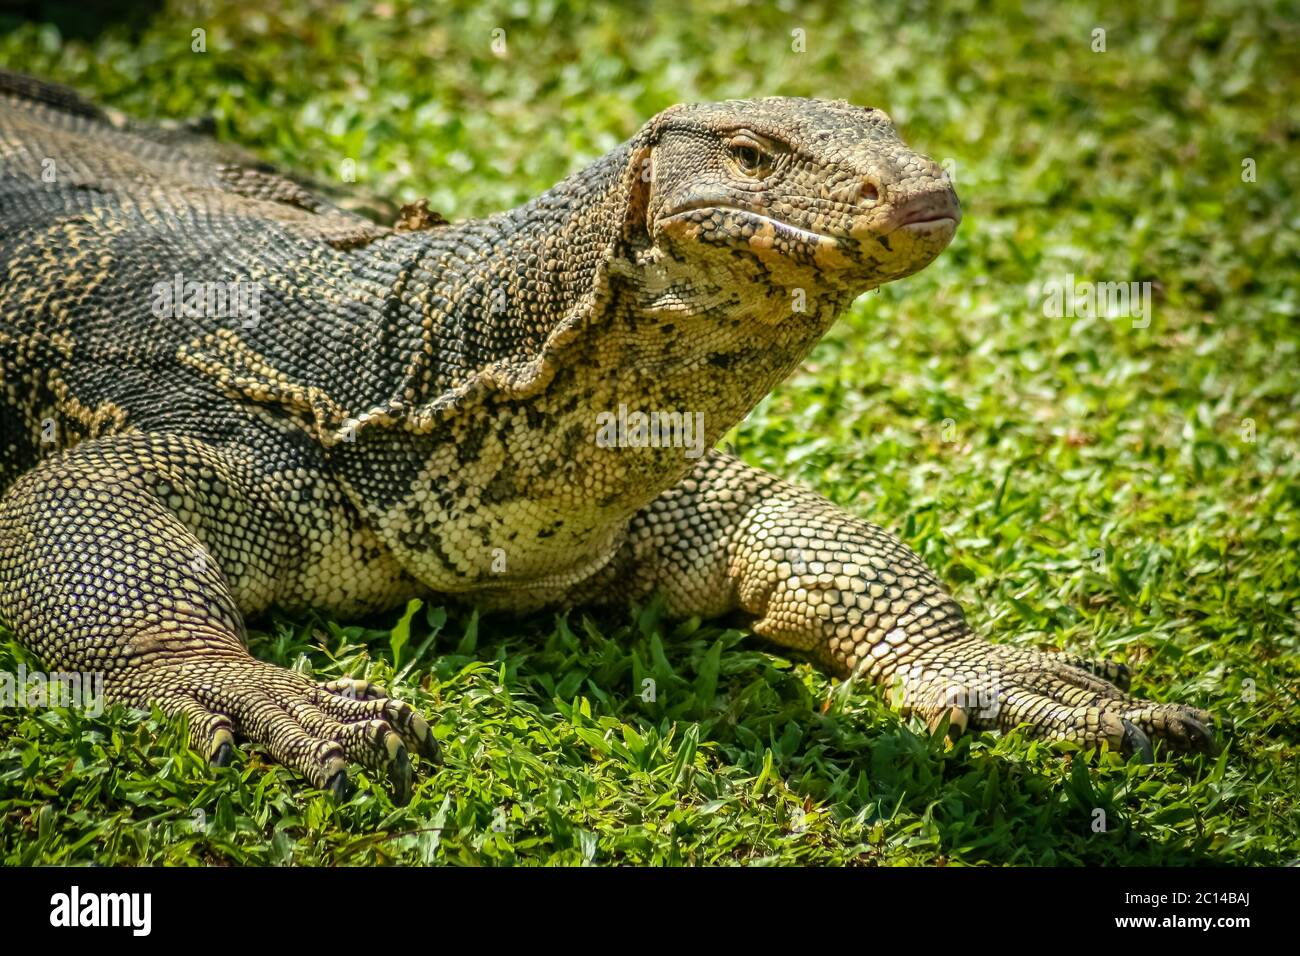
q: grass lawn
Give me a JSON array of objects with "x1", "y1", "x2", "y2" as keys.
[{"x1": 0, "y1": 0, "x2": 1296, "y2": 865}]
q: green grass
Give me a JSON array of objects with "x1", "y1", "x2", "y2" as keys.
[{"x1": 1, "y1": 0, "x2": 1297, "y2": 865}]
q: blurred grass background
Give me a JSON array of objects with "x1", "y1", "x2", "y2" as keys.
[{"x1": 0, "y1": 0, "x2": 1297, "y2": 865}]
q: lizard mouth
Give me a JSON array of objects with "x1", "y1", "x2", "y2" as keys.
[
  {"x1": 657, "y1": 203, "x2": 843, "y2": 247},
  {"x1": 897, "y1": 215, "x2": 958, "y2": 231},
  {"x1": 657, "y1": 201, "x2": 957, "y2": 281},
  {"x1": 659, "y1": 199, "x2": 959, "y2": 247},
  {"x1": 886, "y1": 193, "x2": 962, "y2": 234}
]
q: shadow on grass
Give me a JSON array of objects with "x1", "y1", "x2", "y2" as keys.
[{"x1": 263, "y1": 598, "x2": 1235, "y2": 866}]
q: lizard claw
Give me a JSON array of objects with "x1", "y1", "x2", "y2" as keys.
[
  {"x1": 209, "y1": 733, "x2": 235, "y2": 769},
  {"x1": 1118, "y1": 718, "x2": 1154, "y2": 763},
  {"x1": 313, "y1": 678, "x2": 442, "y2": 764},
  {"x1": 389, "y1": 744, "x2": 414, "y2": 805},
  {"x1": 888, "y1": 637, "x2": 1217, "y2": 759},
  {"x1": 327, "y1": 768, "x2": 351, "y2": 803},
  {"x1": 149, "y1": 658, "x2": 438, "y2": 803}
]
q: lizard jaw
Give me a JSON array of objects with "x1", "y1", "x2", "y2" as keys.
[
  {"x1": 657, "y1": 204, "x2": 842, "y2": 246},
  {"x1": 654, "y1": 202, "x2": 957, "y2": 288}
]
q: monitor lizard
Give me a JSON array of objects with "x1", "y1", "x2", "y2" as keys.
[{"x1": 0, "y1": 72, "x2": 1214, "y2": 802}]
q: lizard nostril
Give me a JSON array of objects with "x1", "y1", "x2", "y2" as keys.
[{"x1": 860, "y1": 181, "x2": 880, "y2": 204}]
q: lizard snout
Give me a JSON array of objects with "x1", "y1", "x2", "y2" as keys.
[{"x1": 891, "y1": 186, "x2": 962, "y2": 231}]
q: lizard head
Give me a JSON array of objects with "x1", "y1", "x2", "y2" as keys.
[{"x1": 623, "y1": 96, "x2": 960, "y2": 294}]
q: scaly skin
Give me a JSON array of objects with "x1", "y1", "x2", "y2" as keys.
[{"x1": 0, "y1": 73, "x2": 1213, "y2": 801}]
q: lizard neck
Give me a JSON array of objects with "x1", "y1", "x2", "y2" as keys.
[{"x1": 382, "y1": 140, "x2": 640, "y2": 405}]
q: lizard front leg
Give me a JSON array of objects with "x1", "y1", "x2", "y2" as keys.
[
  {"x1": 0, "y1": 433, "x2": 437, "y2": 800},
  {"x1": 581, "y1": 452, "x2": 1214, "y2": 757}
]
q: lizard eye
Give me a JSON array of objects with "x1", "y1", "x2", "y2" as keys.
[{"x1": 728, "y1": 136, "x2": 771, "y2": 177}]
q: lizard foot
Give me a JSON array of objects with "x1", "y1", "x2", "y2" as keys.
[
  {"x1": 884, "y1": 638, "x2": 1215, "y2": 759},
  {"x1": 141, "y1": 658, "x2": 439, "y2": 804}
]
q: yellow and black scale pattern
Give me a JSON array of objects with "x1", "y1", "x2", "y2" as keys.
[{"x1": 0, "y1": 72, "x2": 1213, "y2": 800}]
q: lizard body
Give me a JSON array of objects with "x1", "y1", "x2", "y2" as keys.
[{"x1": 0, "y1": 73, "x2": 1213, "y2": 799}]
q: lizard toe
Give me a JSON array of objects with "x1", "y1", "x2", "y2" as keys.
[
  {"x1": 314, "y1": 684, "x2": 441, "y2": 762},
  {"x1": 317, "y1": 677, "x2": 388, "y2": 702},
  {"x1": 918, "y1": 643, "x2": 1215, "y2": 757},
  {"x1": 1059, "y1": 655, "x2": 1132, "y2": 692},
  {"x1": 982, "y1": 686, "x2": 1123, "y2": 751},
  {"x1": 1002, "y1": 657, "x2": 1132, "y2": 708},
  {"x1": 248, "y1": 702, "x2": 350, "y2": 790},
  {"x1": 276, "y1": 695, "x2": 420, "y2": 804},
  {"x1": 335, "y1": 718, "x2": 415, "y2": 805},
  {"x1": 165, "y1": 695, "x2": 237, "y2": 769},
  {"x1": 1120, "y1": 703, "x2": 1217, "y2": 755}
]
